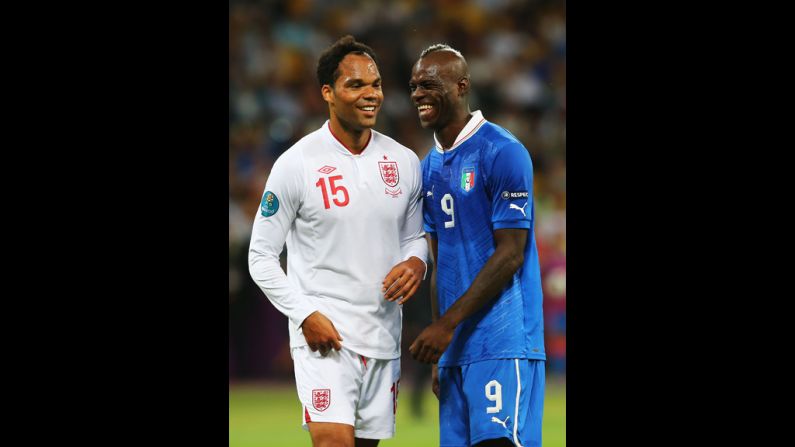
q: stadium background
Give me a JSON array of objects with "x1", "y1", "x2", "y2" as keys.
[{"x1": 229, "y1": 0, "x2": 565, "y2": 445}]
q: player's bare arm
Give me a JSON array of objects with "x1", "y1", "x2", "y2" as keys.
[
  {"x1": 382, "y1": 256, "x2": 426, "y2": 304},
  {"x1": 409, "y1": 228, "x2": 528, "y2": 364},
  {"x1": 300, "y1": 311, "x2": 343, "y2": 356}
]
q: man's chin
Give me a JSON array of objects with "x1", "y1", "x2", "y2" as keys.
[{"x1": 358, "y1": 117, "x2": 377, "y2": 128}]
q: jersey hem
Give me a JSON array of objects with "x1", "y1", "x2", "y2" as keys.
[
  {"x1": 438, "y1": 353, "x2": 546, "y2": 367},
  {"x1": 470, "y1": 433, "x2": 514, "y2": 446},
  {"x1": 493, "y1": 221, "x2": 531, "y2": 230}
]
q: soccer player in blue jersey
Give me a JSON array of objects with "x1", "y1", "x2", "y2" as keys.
[{"x1": 407, "y1": 44, "x2": 545, "y2": 447}]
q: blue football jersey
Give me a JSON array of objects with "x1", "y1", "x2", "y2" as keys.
[{"x1": 422, "y1": 112, "x2": 545, "y2": 366}]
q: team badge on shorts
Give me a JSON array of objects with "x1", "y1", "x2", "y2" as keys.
[
  {"x1": 461, "y1": 167, "x2": 475, "y2": 192},
  {"x1": 260, "y1": 191, "x2": 279, "y2": 217},
  {"x1": 312, "y1": 389, "x2": 330, "y2": 411}
]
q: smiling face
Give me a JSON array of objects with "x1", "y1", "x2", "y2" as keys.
[
  {"x1": 322, "y1": 53, "x2": 383, "y2": 132},
  {"x1": 409, "y1": 50, "x2": 469, "y2": 131}
]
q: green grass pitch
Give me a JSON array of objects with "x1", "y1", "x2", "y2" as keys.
[{"x1": 230, "y1": 378, "x2": 565, "y2": 446}]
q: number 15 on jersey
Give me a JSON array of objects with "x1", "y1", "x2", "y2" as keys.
[{"x1": 316, "y1": 175, "x2": 349, "y2": 209}]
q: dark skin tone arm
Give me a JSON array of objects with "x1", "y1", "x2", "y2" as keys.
[{"x1": 409, "y1": 228, "x2": 527, "y2": 365}]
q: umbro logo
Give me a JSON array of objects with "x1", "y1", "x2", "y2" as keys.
[
  {"x1": 509, "y1": 202, "x2": 528, "y2": 217},
  {"x1": 317, "y1": 166, "x2": 336, "y2": 174}
]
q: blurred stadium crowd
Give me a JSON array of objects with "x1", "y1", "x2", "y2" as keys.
[{"x1": 229, "y1": 0, "x2": 566, "y2": 385}]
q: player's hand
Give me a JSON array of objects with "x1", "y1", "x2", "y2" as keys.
[
  {"x1": 408, "y1": 318, "x2": 454, "y2": 364},
  {"x1": 382, "y1": 256, "x2": 426, "y2": 304},
  {"x1": 300, "y1": 311, "x2": 343, "y2": 356},
  {"x1": 431, "y1": 364, "x2": 440, "y2": 399}
]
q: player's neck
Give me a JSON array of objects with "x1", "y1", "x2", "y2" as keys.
[
  {"x1": 435, "y1": 110, "x2": 473, "y2": 150},
  {"x1": 328, "y1": 117, "x2": 372, "y2": 155}
]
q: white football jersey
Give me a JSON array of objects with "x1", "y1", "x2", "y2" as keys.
[{"x1": 248, "y1": 121, "x2": 427, "y2": 360}]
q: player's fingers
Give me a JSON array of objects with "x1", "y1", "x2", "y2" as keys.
[
  {"x1": 384, "y1": 279, "x2": 402, "y2": 301},
  {"x1": 397, "y1": 280, "x2": 419, "y2": 304},
  {"x1": 325, "y1": 324, "x2": 342, "y2": 350},
  {"x1": 381, "y1": 268, "x2": 400, "y2": 292},
  {"x1": 398, "y1": 280, "x2": 420, "y2": 304},
  {"x1": 386, "y1": 282, "x2": 404, "y2": 301},
  {"x1": 425, "y1": 347, "x2": 438, "y2": 364},
  {"x1": 384, "y1": 265, "x2": 412, "y2": 290},
  {"x1": 397, "y1": 275, "x2": 417, "y2": 296},
  {"x1": 419, "y1": 345, "x2": 429, "y2": 363},
  {"x1": 419, "y1": 344, "x2": 433, "y2": 363},
  {"x1": 387, "y1": 274, "x2": 412, "y2": 300},
  {"x1": 410, "y1": 338, "x2": 423, "y2": 359},
  {"x1": 383, "y1": 276, "x2": 400, "y2": 299},
  {"x1": 331, "y1": 323, "x2": 343, "y2": 342}
]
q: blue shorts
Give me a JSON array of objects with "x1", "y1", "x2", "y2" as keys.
[{"x1": 439, "y1": 359, "x2": 545, "y2": 447}]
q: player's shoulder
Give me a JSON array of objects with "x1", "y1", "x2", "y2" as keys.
[
  {"x1": 273, "y1": 126, "x2": 325, "y2": 167},
  {"x1": 292, "y1": 125, "x2": 328, "y2": 154},
  {"x1": 372, "y1": 129, "x2": 421, "y2": 163},
  {"x1": 476, "y1": 121, "x2": 531, "y2": 161},
  {"x1": 479, "y1": 121, "x2": 526, "y2": 151}
]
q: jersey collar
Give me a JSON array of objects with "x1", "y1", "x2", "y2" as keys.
[
  {"x1": 324, "y1": 120, "x2": 373, "y2": 157},
  {"x1": 433, "y1": 110, "x2": 486, "y2": 154}
]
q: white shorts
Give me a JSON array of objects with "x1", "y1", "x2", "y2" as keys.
[{"x1": 292, "y1": 346, "x2": 401, "y2": 440}]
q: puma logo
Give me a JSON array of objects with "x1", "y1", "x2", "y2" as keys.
[
  {"x1": 509, "y1": 202, "x2": 528, "y2": 217},
  {"x1": 491, "y1": 416, "x2": 510, "y2": 429}
]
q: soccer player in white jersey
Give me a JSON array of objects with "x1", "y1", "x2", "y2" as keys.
[{"x1": 248, "y1": 35, "x2": 428, "y2": 447}]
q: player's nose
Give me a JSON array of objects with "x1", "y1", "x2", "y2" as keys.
[{"x1": 363, "y1": 85, "x2": 382, "y2": 102}]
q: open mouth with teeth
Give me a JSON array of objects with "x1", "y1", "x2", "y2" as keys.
[
  {"x1": 358, "y1": 105, "x2": 377, "y2": 114},
  {"x1": 417, "y1": 104, "x2": 436, "y2": 120}
]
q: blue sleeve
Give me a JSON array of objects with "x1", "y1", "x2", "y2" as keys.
[
  {"x1": 487, "y1": 142, "x2": 534, "y2": 230},
  {"x1": 420, "y1": 153, "x2": 437, "y2": 237}
]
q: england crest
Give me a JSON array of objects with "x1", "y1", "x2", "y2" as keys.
[
  {"x1": 461, "y1": 167, "x2": 475, "y2": 192},
  {"x1": 312, "y1": 389, "x2": 330, "y2": 411},
  {"x1": 378, "y1": 161, "x2": 399, "y2": 187}
]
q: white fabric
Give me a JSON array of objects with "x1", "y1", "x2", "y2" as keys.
[
  {"x1": 293, "y1": 346, "x2": 400, "y2": 439},
  {"x1": 249, "y1": 121, "x2": 427, "y2": 359},
  {"x1": 433, "y1": 109, "x2": 486, "y2": 153}
]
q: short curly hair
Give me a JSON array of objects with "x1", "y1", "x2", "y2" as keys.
[{"x1": 316, "y1": 35, "x2": 379, "y2": 87}]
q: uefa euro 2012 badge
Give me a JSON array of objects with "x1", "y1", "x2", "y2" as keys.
[{"x1": 260, "y1": 191, "x2": 279, "y2": 217}]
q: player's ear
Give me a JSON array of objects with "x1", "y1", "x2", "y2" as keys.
[
  {"x1": 458, "y1": 76, "x2": 470, "y2": 97},
  {"x1": 321, "y1": 84, "x2": 334, "y2": 104}
]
